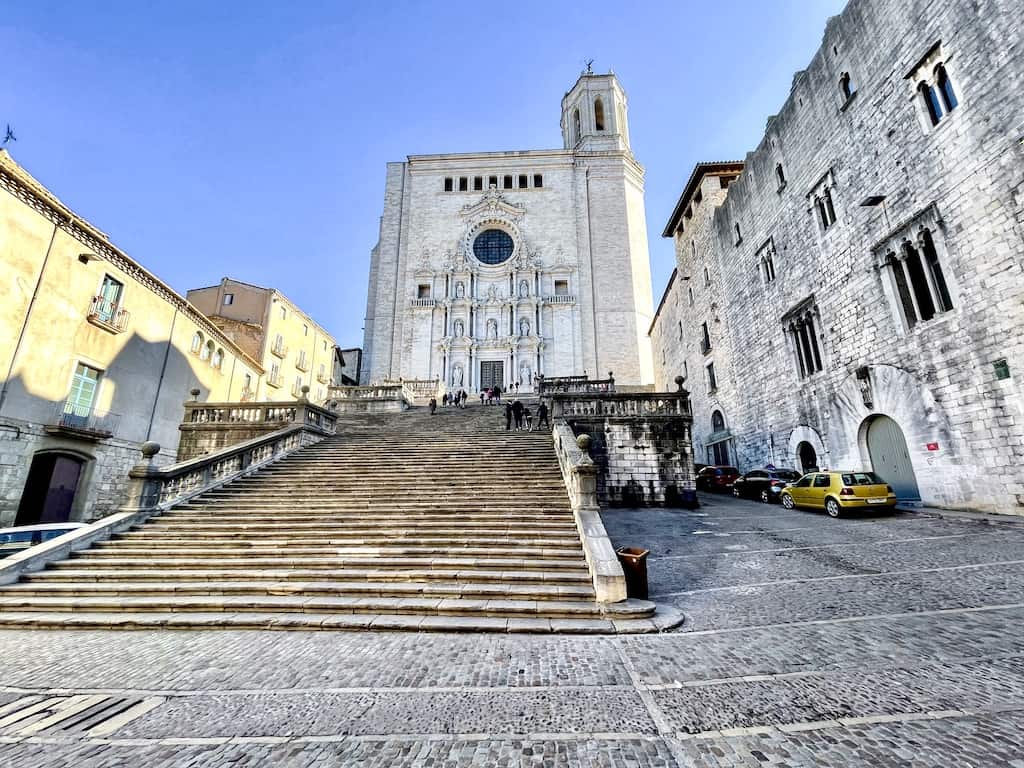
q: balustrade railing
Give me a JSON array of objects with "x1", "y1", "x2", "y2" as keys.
[
  {"x1": 544, "y1": 294, "x2": 576, "y2": 304},
  {"x1": 409, "y1": 298, "x2": 436, "y2": 308},
  {"x1": 327, "y1": 384, "x2": 405, "y2": 401},
  {"x1": 128, "y1": 424, "x2": 318, "y2": 513},
  {"x1": 538, "y1": 375, "x2": 616, "y2": 395},
  {"x1": 182, "y1": 400, "x2": 337, "y2": 432},
  {"x1": 545, "y1": 391, "x2": 692, "y2": 419}
]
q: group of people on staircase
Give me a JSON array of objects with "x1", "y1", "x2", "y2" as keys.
[{"x1": 505, "y1": 400, "x2": 549, "y2": 433}]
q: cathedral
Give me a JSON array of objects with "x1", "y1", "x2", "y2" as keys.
[{"x1": 361, "y1": 71, "x2": 655, "y2": 392}]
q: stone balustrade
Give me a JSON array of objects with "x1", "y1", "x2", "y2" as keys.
[
  {"x1": 551, "y1": 421, "x2": 628, "y2": 604},
  {"x1": 326, "y1": 384, "x2": 408, "y2": 413},
  {"x1": 177, "y1": 398, "x2": 336, "y2": 461},
  {"x1": 545, "y1": 391, "x2": 691, "y2": 418},
  {"x1": 538, "y1": 375, "x2": 616, "y2": 395}
]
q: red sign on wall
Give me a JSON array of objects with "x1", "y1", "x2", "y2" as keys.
[{"x1": 926, "y1": 442, "x2": 940, "y2": 451}]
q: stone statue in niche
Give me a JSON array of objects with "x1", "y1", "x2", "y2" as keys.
[
  {"x1": 520, "y1": 362, "x2": 532, "y2": 386},
  {"x1": 518, "y1": 280, "x2": 530, "y2": 298},
  {"x1": 455, "y1": 281, "x2": 465, "y2": 298},
  {"x1": 452, "y1": 364, "x2": 464, "y2": 388},
  {"x1": 519, "y1": 318, "x2": 530, "y2": 337},
  {"x1": 486, "y1": 285, "x2": 498, "y2": 302},
  {"x1": 453, "y1": 319, "x2": 464, "y2": 337},
  {"x1": 486, "y1": 319, "x2": 498, "y2": 339}
]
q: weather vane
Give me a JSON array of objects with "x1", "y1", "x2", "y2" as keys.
[
  {"x1": 3, "y1": 124, "x2": 15, "y2": 146},
  {"x1": 584, "y1": 59, "x2": 594, "y2": 74}
]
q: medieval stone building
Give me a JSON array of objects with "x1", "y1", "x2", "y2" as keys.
[
  {"x1": 362, "y1": 72, "x2": 655, "y2": 391},
  {"x1": 650, "y1": 0, "x2": 1024, "y2": 514}
]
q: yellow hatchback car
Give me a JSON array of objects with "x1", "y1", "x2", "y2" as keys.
[{"x1": 780, "y1": 471, "x2": 897, "y2": 517}]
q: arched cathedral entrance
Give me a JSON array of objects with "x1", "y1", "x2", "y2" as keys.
[{"x1": 864, "y1": 415, "x2": 920, "y2": 500}]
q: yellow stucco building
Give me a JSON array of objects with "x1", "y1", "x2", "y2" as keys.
[
  {"x1": 0, "y1": 150, "x2": 265, "y2": 525},
  {"x1": 186, "y1": 278, "x2": 340, "y2": 404}
]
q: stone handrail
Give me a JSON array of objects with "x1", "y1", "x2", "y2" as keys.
[
  {"x1": 182, "y1": 399, "x2": 336, "y2": 430},
  {"x1": 545, "y1": 391, "x2": 692, "y2": 419},
  {"x1": 328, "y1": 384, "x2": 404, "y2": 400},
  {"x1": 0, "y1": 421, "x2": 329, "y2": 586},
  {"x1": 129, "y1": 423, "x2": 325, "y2": 513},
  {"x1": 538, "y1": 375, "x2": 616, "y2": 395},
  {"x1": 552, "y1": 420, "x2": 627, "y2": 604}
]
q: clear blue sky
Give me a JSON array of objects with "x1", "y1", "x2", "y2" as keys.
[{"x1": 2, "y1": 0, "x2": 846, "y2": 349}]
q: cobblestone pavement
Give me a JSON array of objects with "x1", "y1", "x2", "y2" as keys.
[{"x1": 4, "y1": 495, "x2": 1024, "y2": 766}]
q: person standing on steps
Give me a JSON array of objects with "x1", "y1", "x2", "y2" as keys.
[
  {"x1": 533, "y1": 401, "x2": 550, "y2": 432},
  {"x1": 512, "y1": 399, "x2": 524, "y2": 431},
  {"x1": 429, "y1": 397, "x2": 437, "y2": 415},
  {"x1": 523, "y1": 405, "x2": 533, "y2": 431},
  {"x1": 460, "y1": 389, "x2": 467, "y2": 408},
  {"x1": 505, "y1": 401, "x2": 513, "y2": 431},
  {"x1": 479, "y1": 390, "x2": 485, "y2": 405},
  {"x1": 493, "y1": 384, "x2": 502, "y2": 404}
]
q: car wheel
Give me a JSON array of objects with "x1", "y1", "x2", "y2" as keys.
[
  {"x1": 781, "y1": 494, "x2": 794, "y2": 510},
  {"x1": 760, "y1": 490, "x2": 770, "y2": 504},
  {"x1": 825, "y1": 498, "x2": 842, "y2": 518},
  {"x1": 732, "y1": 487, "x2": 741, "y2": 498}
]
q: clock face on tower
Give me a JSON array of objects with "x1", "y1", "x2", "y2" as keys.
[{"x1": 472, "y1": 229, "x2": 514, "y2": 265}]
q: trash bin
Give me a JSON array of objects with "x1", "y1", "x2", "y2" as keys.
[{"x1": 616, "y1": 546, "x2": 650, "y2": 600}]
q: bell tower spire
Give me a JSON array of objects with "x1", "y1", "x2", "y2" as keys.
[{"x1": 560, "y1": 68, "x2": 631, "y2": 153}]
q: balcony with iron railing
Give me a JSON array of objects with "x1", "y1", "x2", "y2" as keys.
[
  {"x1": 295, "y1": 352, "x2": 310, "y2": 372},
  {"x1": 240, "y1": 388, "x2": 255, "y2": 402},
  {"x1": 86, "y1": 295, "x2": 130, "y2": 333},
  {"x1": 267, "y1": 370, "x2": 284, "y2": 388},
  {"x1": 270, "y1": 339, "x2": 288, "y2": 358},
  {"x1": 316, "y1": 370, "x2": 330, "y2": 384},
  {"x1": 45, "y1": 401, "x2": 120, "y2": 441},
  {"x1": 290, "y1": 382, "x2": 305, "y2": 399}
]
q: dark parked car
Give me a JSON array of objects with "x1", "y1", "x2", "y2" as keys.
[
  {"x1": 695, "y1": 465, "x2": 740, "y2": 492},
  {"x1": 732, "y1": 468, "x2": 803, "y2": 503}
]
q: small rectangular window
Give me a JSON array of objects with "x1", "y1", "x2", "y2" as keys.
[
  {"x1": 518, "y1": 174, "x2": 528, "y2": 189},
  {"x1": 489, "y1": 175, "x2": 498, "y2": 189},
  {"x1": 503, "y1": 175, "x2": 513, "y2": 189},
  {"x1": 474, "y1": 176, "x2": 483, "y2": 191},
  {"x1": 280, "y1": 307, "x2": 287, "y2": 320},
  {"x1": 554, "y1": 280, "x2": 569, "y2": 296},
  {"x1": 458, "y1": 177, "x2": 468, "y2": 191},
  {"x1": 700, "y1": 322, "x2": 711, "y2": 354},
  {"x1": 533, "y1": 174, "x2": 543, "y2": 188},
  {"x1": 303, "y1": 324, "x2": 308, "y2": 336},
  {"x1": 417, "y1": 284, "x2": 431, "y2": 299},
  {"x1": 706, "y1": 362, "x2": 717, "y2": 392},
  {"x1": 443, "y1": 177, "x2": 453, "y2": 192},
  {"x1": 223, "y1": 293, "x2": 234, "y2": 305}
]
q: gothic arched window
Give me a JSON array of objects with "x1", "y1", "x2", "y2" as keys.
[
  {"x1": 594, "y1": 98, "x2": 605, "y2": 131},
  {"x1": 919, "y1": 80, "x2": 942, "y2": 126},
  {"x1": 935, "y1": 64, "x2": 958, "y2": 113},
  {"x1": 711, "y1": 410, "x2": 726, "y2": 433},
  {"x1": 572, "y1": 109, "x2": 581, "y2": 144}
]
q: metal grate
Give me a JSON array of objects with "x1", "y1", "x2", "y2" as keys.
[{"x1": 0, "y1": 694, "x2": 163, "y2": 737}]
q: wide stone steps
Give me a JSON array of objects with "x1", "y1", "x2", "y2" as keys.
[
  {"x1": 56, "y1": 555, "x2": 590, "y2": 571},
  {"x1": 84, "y1": 544, "x2": 585, "y2": 559},
  {"x1": 4, "y1": 580, "x2": 595, "y2": 601},
  {"x1": 0, "y1": 403, "x2": 667, "y2": 633},
  {"x1": 108, "y1": 534, "x2": 582, "y2": 548},
  {"x1": 0, "y1": 594, "x2": 608, "y2": 618},
  {"x1": 23, "y1": 567, "x2": 593, "y2": 585}
]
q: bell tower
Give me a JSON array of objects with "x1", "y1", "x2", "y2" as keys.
[{"x1": 560, "y1": 69, "x2": 631, "y2": 153}]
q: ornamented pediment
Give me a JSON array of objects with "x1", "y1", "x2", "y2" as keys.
[{"x1": 459, "y1": 188, "x2": 525, "y2": 222}]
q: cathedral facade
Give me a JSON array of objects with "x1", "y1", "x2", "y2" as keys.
[{"x1": 361, "y1": 72, "x2": 655, "y2": 392}]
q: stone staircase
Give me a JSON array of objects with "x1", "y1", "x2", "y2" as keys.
[{"x1": 0, "y1": 402, "x2": 663, "y2": 632}]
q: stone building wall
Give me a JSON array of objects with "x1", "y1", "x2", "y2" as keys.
[
  {"x1": 567, "y1": 417, "x2": 695, "y2": 507},
  {"x1": 650, "y1": 0, "x2": 1024, "y2": 514}
]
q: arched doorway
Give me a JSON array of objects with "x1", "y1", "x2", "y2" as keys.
[
  {"x1": 15, "y1": 453, "x2": 85, "y2": 526},
  {"x1": 708, "y1": 410, "x2": 730, "y2": 465},
  {"x1": 865, "y1": 415, "x2": 920, "y2": 500},
  {"x1": 797, "y1": 441, "x2": 818, "y2": 473}
]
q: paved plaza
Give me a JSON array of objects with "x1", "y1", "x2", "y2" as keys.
[{"x1": 3, "y1": 494, "x2": 1024, "y2": 766}]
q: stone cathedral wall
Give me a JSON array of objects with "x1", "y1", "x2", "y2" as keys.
[{"x1": 651, "y1": 0, "x2": 1024, "y2": 513}]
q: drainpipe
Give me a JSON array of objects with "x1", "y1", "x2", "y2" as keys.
[
  {"x1": 145, "y1": 307, "x2": 179, "y2": 441},
  {"x1": 0, "y1": 220, "x2": 60, "y2": 416}
]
